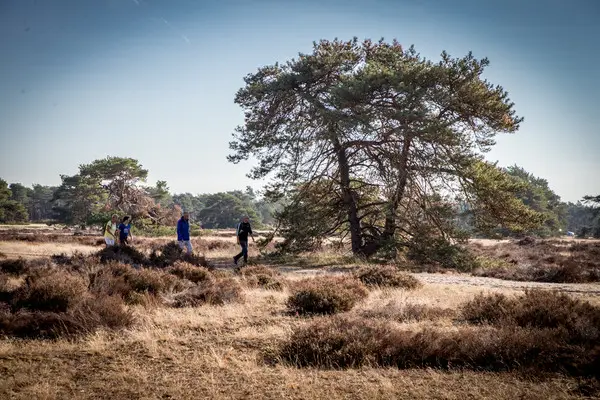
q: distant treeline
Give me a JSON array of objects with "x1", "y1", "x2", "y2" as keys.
[
  {"x1": 0, "y1": 158, "x2": 598, "y2": 239},
  {"x1": 0, "y1": 156, "x2": 281, "y2": 231}
]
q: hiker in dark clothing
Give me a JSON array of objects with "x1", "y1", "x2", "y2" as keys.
[
  {"x1": 233, "y1": 216, "x2": 254, "y2": 265},
  {"x1": 118, "y1": 216, "x2": 133, "y2": 245}
]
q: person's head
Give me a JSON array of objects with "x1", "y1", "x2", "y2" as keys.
[
  {"x1": 183, "y1": 212, "x2": 189, "y2": 221},
  {"x1": 242, "y1": 215, "x2": 249, "y2": 223},
  {"x1": 122, "y1": 216, "x2": 130, "y2": 224},
  {"x1": 111, "y1": 214, "x2": 118, "y2": 223}
]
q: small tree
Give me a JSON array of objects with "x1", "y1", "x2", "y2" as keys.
[{"x1": 53, "y1": 157, "x2": 180, "y2": 226}]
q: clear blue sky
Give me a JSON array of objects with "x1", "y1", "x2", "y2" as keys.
[{"x1": 0, "y1": 0, "x2": 598, "y2": 202}]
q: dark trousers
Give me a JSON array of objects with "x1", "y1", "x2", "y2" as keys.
[{"x1": 234, "y1": 240, "x2": 248, "y2": 263}]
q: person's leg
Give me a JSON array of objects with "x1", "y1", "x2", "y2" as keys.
[
  {"x1": 233, "y1": 241, "x2": 244, "y2": 264},
  {"x1": 185, "y1": 240, "x2": 193, "y2": 254},
  {"x1": 104, "y1": 237, "x2": 114, "y2": 247},
  {"x1": 178, "y1": 241, "x2": 185, "y2": 251},
  {"x1": 241, "y1": 240, "x2": 248, "y2": 263}
]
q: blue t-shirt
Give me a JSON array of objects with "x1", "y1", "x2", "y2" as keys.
[{"x1": 118, "y1": 223, "x2": 131, "y2": 241}]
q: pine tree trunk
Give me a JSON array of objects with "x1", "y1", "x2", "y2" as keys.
[{"x1": 331, "y1": 133, "x2": 362, "y2": 255}]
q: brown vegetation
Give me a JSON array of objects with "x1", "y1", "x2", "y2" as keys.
[
  {"x1": 354, "y1": 266, "x2": 422, "y2": 289},
  {"x1": 0, "y1": 258, "x2": 28, "y2": 275},
  {"x1": 278, "y1": 291, "x2": 600, "y2": 378},
  {"x1": 237, "y1": 265, "x2": 286, "y2": 291},
  {"x1": 286, "y1": 276, "x2": 369, "y2": 315},
  {"x1": 359, "y1": 300, "x2": 455, "y2": 322},
  {"x1": 1, "y1": 232, "x2": 600, "y2": 398},
  {"x1": 170, "y1": 277, "x2": 244, "y2": 307},
  {"x1": 469, "y1": 239, "x2": 600, "y2": 283},
  {"x1": 167, "y1": 262, "x2": 213, "y2": 284}
]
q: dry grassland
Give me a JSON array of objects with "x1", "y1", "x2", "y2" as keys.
[
  {"x1": 2, "y1": 287, "x2": 594, "y2": 400},
  {"x1": 0, "y1": 229, "x2": 599, "y2": 399}
]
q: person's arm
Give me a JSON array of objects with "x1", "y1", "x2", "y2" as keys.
[
  {"x1": 177, "y1": 220, "x2": 182, "y2": 241},
  {"x1": 236, "y1": 223, "x2": 240, "y2": 244},
  {"x1": 249, "y1": 224, "x2": 255, "y2": 242}
]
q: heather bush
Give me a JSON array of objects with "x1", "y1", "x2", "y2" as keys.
[
  {"x1": 167, "y1": 262, "x2": 213, "y2": 284},
  {"x1": 0, "y1": 273, "x2": 13, "y2": 304},
  {"x1": 171, "y1": 277, "x2": 244, "y2": 307},
  {"x1": 89, "y1": 263, "x2": 188, "y2": 304},
  {"x1": 0, "y1": 294, "x2": 134, "y2": 339},
  {"x1": 277, "y1": 315, "x2": 598, "y2": 377},
  {"x1": 12, "y1": 270, "x2": 87, "y2": 313},
  {"x1": 461, "y1": 290, "x2": 600, "y2": 346},
  {"x1": 149, "y1": 241, "x2": 210, "y2": 268},
  {"x1": 286, "y1": 276, "x2": 369, "y2": 315},
  {"x1": 0, "y1": 258, "x2": 28, "y2": 276},
  {"x1": 354, "y1": 266, "x2": 421, "y2": 289},
  {"x1": 238, "y1": 265, "x2": 286, "y2": 291},
  {"x1": 97, "y1": 246, "x2": 148, "y2": 266},
  {"x1": 279, "y1": 316, "x2": 388, "y2": 368}
]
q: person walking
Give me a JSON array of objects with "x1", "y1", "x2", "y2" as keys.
[
  {"x1": 177, "y1": 211, "x2": 192, "y2": 254},
  {"x1": 103, "y1": 214, "x2": 118, "y2": 247},
  {"x1": 233, "y1": 215, "x2": 254, "y2": 265},
  {"x1": 117, "y1": 216, "x2": 133, "y2": 245}
]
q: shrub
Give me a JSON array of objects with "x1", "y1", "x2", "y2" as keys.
[
  {"x1": 126, "y1": 268, "x2": 170, "y2": 294},
  {"x1": 247, "y1": 274, "x2": 286, "y2": 291},
  {"x1": 0, "y1": 258, "x2": 28, "y2": 276},
  {"x1": 97, "y1": 246, "x2": 148, "y2": 266},
  {"x1": 286, "y1": 276, "x2": 369, "y2": 315},
  {"x1": 0, "y1": 273, "x2": 14, "y2": 304},
  {"x1": 461, "y1": 293, "x2": 514, "y2": 324},
  {"x1": 89, "y1": 263, "x2": 186, "y2": 304},
  {"x1": 407, "y1": 234, "x2": 476, "y2": 272},
  {"x1": 0, "y1": 295, "x2": 134, "y2": 339},
  {"x1": 279, "y1": 316, "x2": 388, "y2": 368},
  {"x1": 12, "y1": 271, "x2": 87, "y2": 313},
  {"x1": 171, "y1": 278, "x2": 243, "y2": 307},
  {"x1": 461, "y1": 290, "x2": 600, "y2": 346},
  {"x1": 69, "y1": 295, "x2": 135, "y2": 331},
  {"x1": 354, "y1": 266, "x2": 421, "y2": 289},
  {"x1": 0, "y1": 310, "x2": 81, "y2": 339},
  {"x1": 238, "y1": 265, "x2": 286, "y2": 291},
  {"x1": 149, "y1": 241, "x2": 210, "y2": 268},
  {"x1": 277, "y1": 315, "x2": 598, "y2": 377},
  {"x1": 168, "y1": 262, "x2": 213, "y2": 284}
]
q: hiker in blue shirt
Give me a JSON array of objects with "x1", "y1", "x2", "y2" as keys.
[
  {"x1": 118, "y1": 216, "x2": 133, "y2": 245},
  {"x1": 177, "y1": 211, "x2": 192, "y2": 254}
]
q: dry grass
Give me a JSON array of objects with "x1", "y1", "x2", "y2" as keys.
[
  {"x1": 1, "y1": 232, "x2": 600, "y2": 398},
  {"x1": 1, "y1": 280, "x2": 598, "y2": 399},
  {"x1": 469, "y1": 239, "x2": 600, "y2": 283},
  {"x1": 0, "y1": 240, "x2": 99, "y2": 259}
]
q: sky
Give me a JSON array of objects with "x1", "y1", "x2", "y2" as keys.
[{"x1": 0, "y1": 0, "x2": 598, "y2": 203}]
